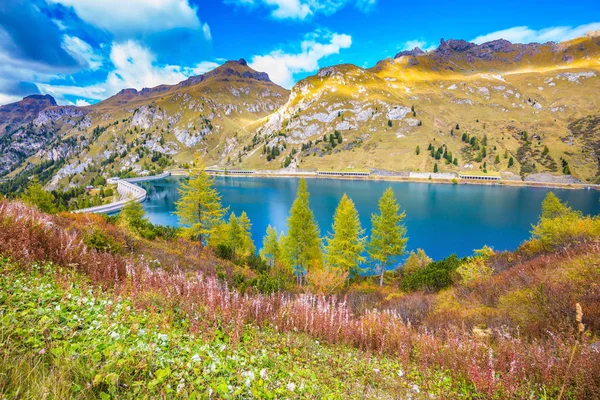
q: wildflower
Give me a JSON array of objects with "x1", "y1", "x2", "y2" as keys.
[
  {"x1": 397, "y1": 369, "x2": 404, "y2": 377},
  {"x1": 260, "y1": 369, "x2": 268, "y2": 379},
  {"x1": 191, "y1": 354, "x2": 201, "y2": 363},
  {"x1": 373, "y1": 368, "x2": 380, "y2": 373},
  {"x1": 411, "y1": 384, "x2": 420, "y2": 393},
  {"x1": 286, "y1": 382, "x2": 296, "y2": 392}
]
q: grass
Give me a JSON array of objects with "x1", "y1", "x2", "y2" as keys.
[{"x1": 0, "y1": 259, "x2": 463, "y2": 399}]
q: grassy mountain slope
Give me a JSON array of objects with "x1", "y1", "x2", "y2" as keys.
[
  {"x1": 246, "y1": 32, "x2": 600, "y2": 181},
  {"x1": 1, "y1": 60, "x2": 288, "y2": 188},
  {"x1": 2, "y1": 34, "x2": 600, "y2": 188}
]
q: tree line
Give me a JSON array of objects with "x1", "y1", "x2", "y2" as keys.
[{"x1": 175, "y1": 158, "x2": 410, "y2": 287}]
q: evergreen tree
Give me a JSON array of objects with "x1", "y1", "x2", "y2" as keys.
[
  {"x1": 508, "y1": 157, "x2": 514, "y2": 168},
  {"x1": 495, "y1": 154, "x2": 500, "y2": 164},
  {"x1": 368, "y1": 188, "x2": 408, "y2": 286},
  {"x1": 121, "y1": 200, "x2": 147, "y2": 231},
  {"x1": 22, "y1": 177, "x2": 56, "y2": 213},
  {"x1": 387, "y1": 119, "x2": 393, "y2": 128},
  {"x1": 260, "y1": 225, "x2": 280, "y2": 266},
  {"x1": 238, "y1": 211, "x2": 255, "y2": 257},
  {"x1": 325, "y1": 194, "x2": 366, "y2": 280},
  {"x1": 415, "y1": 145, "x2": 420, "y2": 155},
  {"x1": 175, "y1": 157, "x2": 226, "y2": 245},
  {"x1": 433, "y1": 163, "x2": 439, "y2": 173},
  {"x1": 284, "y1": 178, "x2": 322, "y2": 285}
]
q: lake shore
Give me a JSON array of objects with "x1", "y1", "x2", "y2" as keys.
[{"x1": 167, "y1": 169, "x2": 599, "y2": 191}]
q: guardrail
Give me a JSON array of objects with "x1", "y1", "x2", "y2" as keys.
[{"x1": 72, "y1": 172, "x2": 170, "y2": 214}]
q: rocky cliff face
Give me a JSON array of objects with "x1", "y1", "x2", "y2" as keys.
[{"x1": 0, "y1": 95, "x2": 57, "y2": 136}]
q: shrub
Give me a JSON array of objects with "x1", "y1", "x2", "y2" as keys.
[{"x1": 401, "y1": 254, "x2": 463, "y2": 292}]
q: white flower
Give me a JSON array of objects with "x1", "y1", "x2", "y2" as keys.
[
  {"x1": 260, "y1": 369, "x2": 268, "y2": 379},
  {"x1": 411, "y1": 384, "x2": 420, "y2": 393},
  {"x1": 397, "y1": 369, "x2": 404, "y2": 377},
  {"x1": 286, "y1": 382, "x2": 296, "y2": 392},
  {"x1": 191, "y1": 354, "x2": 201, "y2": 363},
  {"x1": 373, "y1": 368, "x2": 380, "y2": 373}
]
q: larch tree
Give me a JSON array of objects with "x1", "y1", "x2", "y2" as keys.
[
  {"x1": 284, "y1": 178, "x2": 322, "y2": 285},
  {"x1": 175, "y1": 157, "x2": 226, "y2": 246},
  {"x1": 238, "y1": 211, "x2": 255, "y2": 258},
  {"x1": 260, "y1": 225, "x2": 281, "y2": 266},
  {"x1": 22, "y1": 177, "x2": 56, "y2": 214},
  {"x1": 325, "y1": 194, "x2": 366, "y2": 281},
  {"x1": 368, "y1": 187, "x2": 408, "y2": 286}
]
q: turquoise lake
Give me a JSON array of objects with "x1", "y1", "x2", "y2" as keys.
[{"x1": 138, "y1": 176, "x2": 600, "y2": 260}]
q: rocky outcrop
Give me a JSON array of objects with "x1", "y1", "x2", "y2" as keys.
[
  {"x1": 0, "y1": 95, "x2": 57, "y2": 136},
  {"x1": 394, "y1": 47, "x2": 425, "y2": 59}
]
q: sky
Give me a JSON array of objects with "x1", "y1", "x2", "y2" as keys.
[{"x1": 0, "y1": 0, "x2": 599, "y2": 106}]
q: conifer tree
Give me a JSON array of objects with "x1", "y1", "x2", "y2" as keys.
[
  {"x1": 260, "y1": 225, "x2": 280, "y2": 266},
  {"x1": 368, "y1": 188, "x2": 408, "y2": 286},
  {"x1": 238, "y1": 211, "x2": 255, "y2": 257},
  {"x1": 284, "y1": 178, "x2": 322, "y2": 285},
  {"x1": 22, "y1": 177, "x2": 56, "y2": 213},
  {"x1": 508, "y1": 157, "x2": 514, "y2": 168},
  {"x1": 325, "y1": 194, "x2": 366, "y2": 280},
  {"x1": 433, "y1": 163, "x2": 439, "y2": 173},
  {"x1": 175, "y1": 157, "x2": 226, "y2": 245},
  {"x1": 415, "y1": 145, "x2": 420, "y2": 155}
]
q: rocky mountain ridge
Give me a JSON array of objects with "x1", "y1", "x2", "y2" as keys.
[{"x1": 1, "y1": 33, "x2": 600, "y2": 188}]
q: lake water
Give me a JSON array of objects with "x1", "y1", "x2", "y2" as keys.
[{"x1": 138, "y1": 176, "x2": 600, "y2": 260}]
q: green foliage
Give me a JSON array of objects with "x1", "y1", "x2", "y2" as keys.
[
  {"x1": 175, "y1": 158, "x2": 226, "y2": 244},
  {"x1": 21, "y1": 177, "x2": 56, "y2": 213},
  {"x1": 401, "y1": 254, "x2": 463, "y2": 292},
  {"x1": 325, "y1": 194, "x2": 366, "y2": 279},
  {"x1": 433, "y1": 163, "x2": 438, "y2": 173},
  {"x1": 403, "y1": 249, "x2": 431, "y2": 276},
  {"x1": 84, "y1": 229, "x2": 123, "y2": 254},
  {"x1": 260, "y1": 225, "x2": 280, "y2": 266},
  {"x1": 368, "y1": 188, "x2": 408, "y2": 286},
  {"x1": 530, "y1": 192, "x2": 600, "y2": 251},
  {"x1": 456, "y1": 246, "x2": 494, "y2": 285},
  {"x1": 283, "y1": 178, "x2": 322, "y2": 284}
]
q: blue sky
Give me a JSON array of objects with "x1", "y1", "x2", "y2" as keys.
[{"x1": 0, "y1": 0, "x2": 599, "y2": 106}]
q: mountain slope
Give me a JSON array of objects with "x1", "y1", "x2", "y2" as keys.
[
  {"x1": 246, "y1": 32, "x2": 600, "y2": 182},
  {"x1": 2, "y1": 33, "x2": 600, "y2": 188},
  {"x1": 0, "y1": 60, "x2": 288, "y2": 187}
]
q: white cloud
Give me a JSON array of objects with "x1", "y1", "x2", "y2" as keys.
[
  {"x1": 399, "y1": 40, "x2": 435, "y2": 52},
  {"x1": 75, "y1": 99, "x2": 91, "y2": 106},
  {"x1": 227, "y1": 0, "x2": 377, "y2": 20},
  {"x1": 46, "y1": 0, "x2": 202, "y2": 36},
  {"x1": 62, "y1": 35, "x2": 103, "y2": 70},
  {"x1": 37, "y1": 41, "x2": 219, "y2": 103},
  {"x1": 250, "y1": 32, "x2": 352, "y2": 88},
  {"x1": 472, "y1": 22, "x2": 600, "y2": 44},
  {"x1": 194, "y1": 61, "x2": 220, "y2": 74},
  {"x1": 0, "y1": 93, "x2": 24, "y2": 105},
  {"x1": 202, "y1": 23, "x2": 212, "y2": 41}
]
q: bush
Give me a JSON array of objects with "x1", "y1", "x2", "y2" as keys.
[
  {"x1": 84, "y1": 229, "x2": 123, "y2": 254},
  {"x1": 401, "y1": 254, "x2": 463, "y2": 292},
  {"x1": 215, "y1": 243, "x2": 234, "y2": 260}
]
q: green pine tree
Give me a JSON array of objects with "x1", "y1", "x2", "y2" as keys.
[
  {"x1": 368, "y1": 188, "x2": 408, "y2": 286},
  {"x1": 175, "y1": 157, "x2": 227, "y2": 245},
  {"x1": 22, "y1": 177, "x2": 56, "y2": 214},
  {"x1": 325, "y1": 194, "x2": 366, "y2": 280},
  {"x1": 260, "y1": 225, "x2": 281, "y2": 266},
  {"x1": 433, "y1": 163, "x2": 439, "y2": 173},
  {"x1": 415, "y1": 145, "x2": 420, "y2": 155},
  {"x1": 284, "y1": 178, "x2": 322, "y2": 285}
]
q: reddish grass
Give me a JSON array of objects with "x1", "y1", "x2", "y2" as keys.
[{"x1": 1, "y1": 200, "x2": 599, "y2": 398}]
